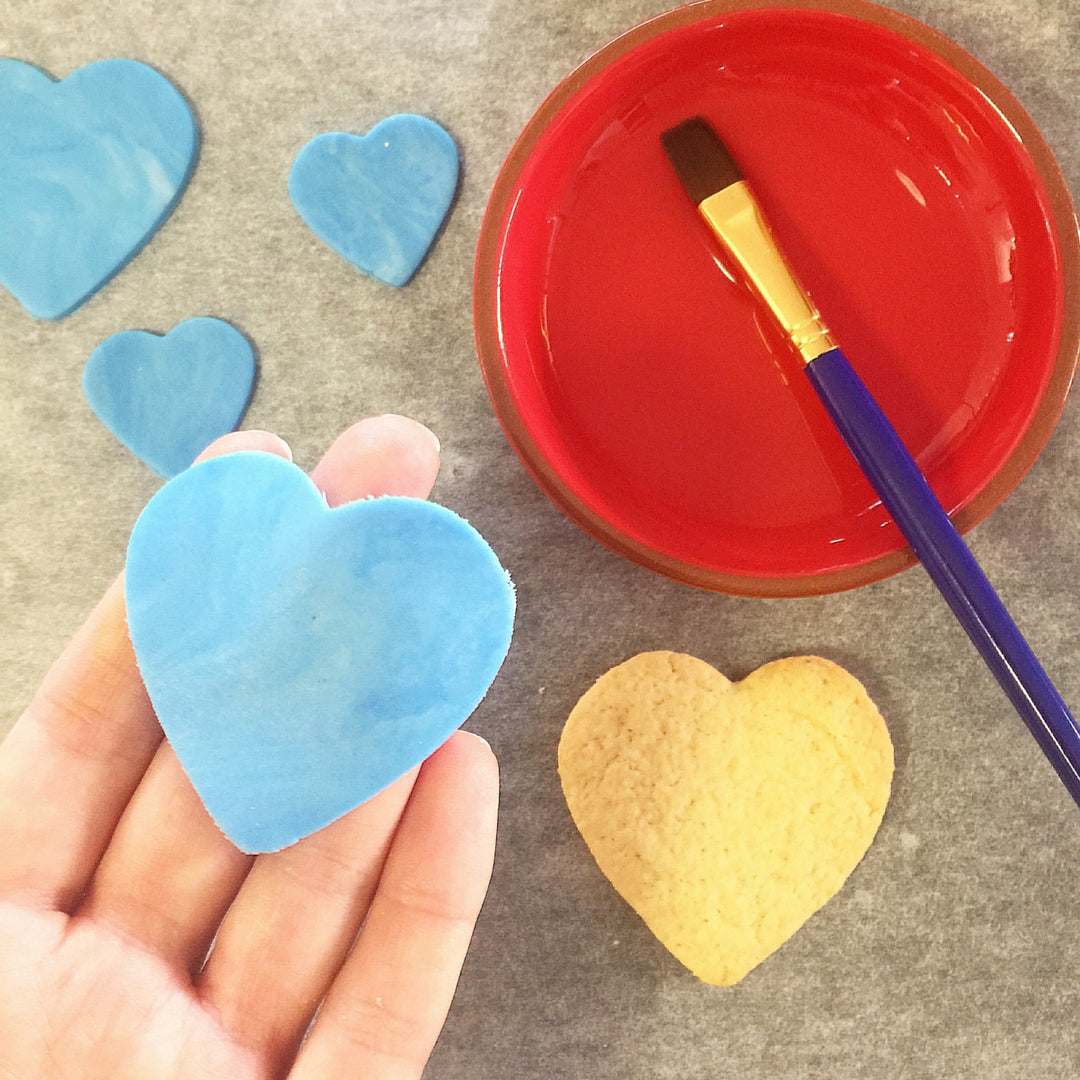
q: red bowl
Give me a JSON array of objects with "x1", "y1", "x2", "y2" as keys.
[{"x1": 474, "y1": 0, "x2": 1080, "y2": 596}]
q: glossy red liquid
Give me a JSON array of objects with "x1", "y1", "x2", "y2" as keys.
[{"x1": 490, "y1": 9, "x2": 1064, "y2": 581}]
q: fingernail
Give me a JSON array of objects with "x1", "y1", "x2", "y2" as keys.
[
  {"x1": 378, "y1": 413, "x2": 440, "y2": 454},
  {"x1": 194, "y1": 429, "x2": 293, "y2": 464}
]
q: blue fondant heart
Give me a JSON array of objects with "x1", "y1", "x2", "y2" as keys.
[
  {"x1": 125, "y1": 452, "x2": 515, "y2": 853},
  {"x1": 83, "y1": 317, "x2": 256, "y2": 478},
  {"x1": 288, "y1": 114, "x2": 458, "y2": 287},
  {"x1": 0, "y1": 58, "x2": 198, "y2": 320}
]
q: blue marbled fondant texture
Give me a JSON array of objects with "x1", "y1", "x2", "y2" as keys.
[
  {"x1": 125, "y1": 452, "x2": 515, "y2": 853},
  {"x1": 82, "y1": 317, "x2": 256, "y2": 478},
  {"x1": 288, "y1": 114, "x2": 458, "y2": 287},
  {"x1": 0, "y1": 58, "x2": 197, "y2": 319}
]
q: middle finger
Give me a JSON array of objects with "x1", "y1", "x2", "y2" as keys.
[{"x1": 196, "y1": 767, "x2": 419, "y2": 1067}]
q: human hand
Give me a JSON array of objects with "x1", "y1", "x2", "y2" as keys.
[{"x1": 0, "y1": 416, "x2": 499, "y2": 1080}]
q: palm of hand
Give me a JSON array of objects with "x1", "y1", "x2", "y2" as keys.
[
  {"x1": 0, "y1": 421, "x2": 498, "y2": 1080},
  {"x1": 0, "y1": 903, "x2": 262, "y2": 1078}
]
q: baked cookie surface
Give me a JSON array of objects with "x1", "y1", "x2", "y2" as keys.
[{"x1": 559, "y1": 652, "x2": 894, "y2": 985}]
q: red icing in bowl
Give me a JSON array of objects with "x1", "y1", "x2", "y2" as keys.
[{"x1": 476, "y1": 1, "x2": 1080, "y2": 595}]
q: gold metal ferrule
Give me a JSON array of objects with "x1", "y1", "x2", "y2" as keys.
[{"x1": 698, "y1": 181, "x2": 836, "y2": 366}]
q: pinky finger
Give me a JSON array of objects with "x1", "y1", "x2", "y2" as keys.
[{"x1": 288, "y1": 731, "x2": 498, "y2": 1080}]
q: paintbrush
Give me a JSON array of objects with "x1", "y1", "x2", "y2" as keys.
[{"x1": 662, "y1": 116, "x2": 1080, "y2": 806}]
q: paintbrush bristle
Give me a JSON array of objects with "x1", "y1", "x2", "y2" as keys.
[{"x1": 661, "y1": 117, "x2": 743, "y2": 204}]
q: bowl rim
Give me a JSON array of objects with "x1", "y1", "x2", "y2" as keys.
[{"x1": 473, "y1": 0, "x2": 1080, "y2": 597}]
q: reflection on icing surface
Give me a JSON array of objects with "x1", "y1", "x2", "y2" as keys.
[{"x1": 895, "y1": 169, "x2": 928, "y2": 208}]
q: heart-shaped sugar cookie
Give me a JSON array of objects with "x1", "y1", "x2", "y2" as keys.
[
  {"x1": 0, "y1": 58, "x2": 197, "y2": 319},
  {"x1": 126, "y1": 451, "x2": 515, "y2": 853},
  {"x1": 83, "y1": 317, "x2": 256, "y2": 477},
  {"x1": 559, "y1": 652, "x2": 893, "y2": 985},
  {"x1": 288, "y1": 114, "x2": 458, "y2": 287}
]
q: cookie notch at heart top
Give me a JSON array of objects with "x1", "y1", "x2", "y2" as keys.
[
  {"x1": 559, "y1": 652, "x2": 893, "y2": 986},
  {"x1": 125, "y1": 451, "x2": 515, "y2": 854}
]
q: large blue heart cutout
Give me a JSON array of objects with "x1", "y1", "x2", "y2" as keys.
[
  {"x1": 0, "y1": 58, "x2": 198, "y2": 320},
  {"x1": 83, "y1": 318, "x2": 256, "y2": 478},
  {"x1": 125, "y1": 452, "x2": 515, "y2": 853},
  {"x1": 288, "y1": 114, "x2": 458, "y2": 287}
]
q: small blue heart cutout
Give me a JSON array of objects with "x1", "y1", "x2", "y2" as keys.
[
  {"x1": 83, "y1": 318, "x2": 256, "y2": 478},
  {"x1": 289, "y1": 114, "x2": 458, "y2": 287},
  {"x1": 0, "y1": 58, "x2": 197, "y2": 320},
  {"x1": 125, "y1": 452, "x2": 515, "y2": 853}
]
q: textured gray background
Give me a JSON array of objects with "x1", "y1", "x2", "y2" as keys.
[{"x1": 2, "y1": 1, "x2": 1080, "y2": 1077}]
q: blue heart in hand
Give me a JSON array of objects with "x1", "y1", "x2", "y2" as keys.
[
  {"x1": 288, "y1": 114, "x2": 458, "y2": 287},
  {"x1": 83, "y1": 317, "x2": 256, "y2": 478},
  {"x1": 0, "y1": 58, "x2": 198, "y2": 320},
  {"x1": 125, "y1": 452, "x2": 515, "y2": 853}
]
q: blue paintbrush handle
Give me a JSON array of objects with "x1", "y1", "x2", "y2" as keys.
[{"x1": 806, "y1": 346, "x2": 1080, "y2": 804}]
